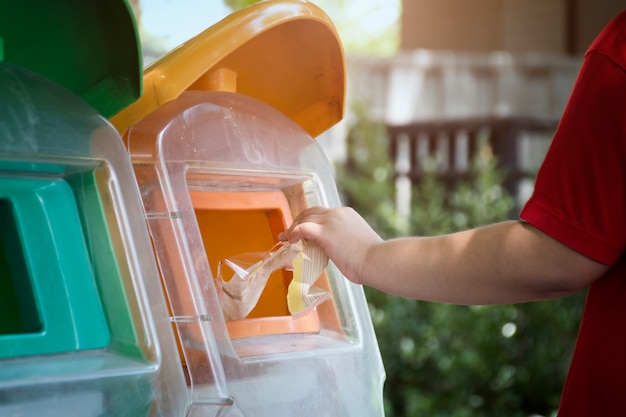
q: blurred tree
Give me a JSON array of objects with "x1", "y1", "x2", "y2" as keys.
[
  {"x1": 223, "y1": 0, "x2": 257, "y2": 9},
  {"x1": 336, "y1": 102, "x2": 401, "y2": 237},
  {"x1": 338, "y1": 107, "x2": 586, "y2": 417}
]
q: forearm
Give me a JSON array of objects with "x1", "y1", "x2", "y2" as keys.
[{"x1": 360, "y1": 221, "x2": 604, "y2": 305}]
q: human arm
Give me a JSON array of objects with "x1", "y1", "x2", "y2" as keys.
[{"x1": 278, "y1": 206, "x2": 608, "y2": 305}]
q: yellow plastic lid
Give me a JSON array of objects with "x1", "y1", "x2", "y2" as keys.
[{"x1": 111, "y1": 0, "x2": 345, "y2": 138}]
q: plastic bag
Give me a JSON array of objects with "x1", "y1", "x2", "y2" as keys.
[
  {"x1": 287, "y1": 240, "x2": 330, "y2": 314},
  {"x1": 216, "y1": 240, "x2": 329, "y2": 321}
]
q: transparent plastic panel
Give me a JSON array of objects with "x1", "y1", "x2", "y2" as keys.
[
  {"x1": 0, "y1": 62, "x2": 187, "y2": 416},
  {"x1": 125, "y1": 90, "x2": 385, "y2": 416}
]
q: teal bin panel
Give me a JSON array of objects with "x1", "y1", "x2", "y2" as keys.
[
  {"x1": 0, "y1": 176, "x2": 110, "y2": 358},
  {"x1": 69, "y1": 169, "x2": 145, "y2": 360}
]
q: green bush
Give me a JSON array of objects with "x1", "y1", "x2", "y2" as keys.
[{"x1": 336, "y1": 111, "x2": 586, "y2": 417}]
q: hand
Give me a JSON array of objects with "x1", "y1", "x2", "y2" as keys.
[{"x1": 278, "y1": 207, "x2": 383, "y2": 284}]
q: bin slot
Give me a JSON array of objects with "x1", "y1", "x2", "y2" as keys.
[
  {"x1": 0, "y1": 198, "x2": 40, "y2": 336},
  {"x1": 189, "y1": 186, "x2": 344, "y2": 341},
  {"x1": 0, "y1": 176, "x2": 110, "y2": 358},
  {"x1": 190, "y1": 190, "x2": 292, "y2": 319}
]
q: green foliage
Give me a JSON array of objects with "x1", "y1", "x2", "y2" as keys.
[
  {"x1": 336, "y1": 105, "x2": 400, "y2": 238},
  {"x1": 337, "y1": 110, "x2": 586, "y2": 417},
  {"x1": 222, "y1": 0, "x2": 258, "y2": 10},
  {"x1": 409, "y1": 135, "x2": 515, "y2": 236}
]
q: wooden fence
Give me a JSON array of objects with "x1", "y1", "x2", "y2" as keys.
[{"x1": 385, "y1": 116, "x2": 559, "y2": 217}]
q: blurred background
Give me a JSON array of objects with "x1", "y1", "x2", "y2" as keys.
[{"x1": 128, "y1": 1, "x2": 625, "y2": 416}]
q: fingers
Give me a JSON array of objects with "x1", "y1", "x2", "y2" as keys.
[
  {"x1": 287, "y1": 222, "x2": 326, "y2": 244},
  {"x1": 278, "y1": 207, "x2": 331, "y2": 242}
]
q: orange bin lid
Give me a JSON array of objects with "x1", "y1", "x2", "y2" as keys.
[{"x1": 111, "y1": 0, "x2": 346, "y2": 138}]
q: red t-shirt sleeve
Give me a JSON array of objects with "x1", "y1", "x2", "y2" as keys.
[{"x1": 520, "y1": 51, "x2": 626, "y2": 266}]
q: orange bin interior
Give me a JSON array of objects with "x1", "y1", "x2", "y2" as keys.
[
  {"x1": 191, "y1": 190, "x2": 291, "y2": 319},
  {"x1": 189, "y1": 188, "x2": 341, "y2": 340}
]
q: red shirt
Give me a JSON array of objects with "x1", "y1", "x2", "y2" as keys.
[{"x1": 520, "y1": 10, "x2": 626, "y2": 416}]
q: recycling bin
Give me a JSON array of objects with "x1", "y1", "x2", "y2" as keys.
[
  {"x1": 113, "y1": 1, "x2": 386, "y2": 416},
  {"x1": 0, "y1": 1, "x2": 187, "y2": 415}
]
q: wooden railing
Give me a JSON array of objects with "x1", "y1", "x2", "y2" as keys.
[{"x1": 385, "y1": 116, "x2": 559, "y2": 216}]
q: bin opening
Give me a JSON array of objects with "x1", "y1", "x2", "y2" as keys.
[
  {"x1": 192, "y1": 190, "x2": 292, "y2": 318},
  {"x1": 0, "y1": 173, "x2": 110, "y2": 359},
  {"x1": 0, "y1": 198, "x2": 41, "y2": 336},
  {"x1": 0, "y1": 161, "x2": 155, "y2": 361},
  {"x1": 188, "y1": 184, "x2": 339, "y2": 340}
]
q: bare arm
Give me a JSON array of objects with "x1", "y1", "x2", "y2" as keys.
[{"x1": 279, "y1": 207, "x2": 608, "y2": 305}]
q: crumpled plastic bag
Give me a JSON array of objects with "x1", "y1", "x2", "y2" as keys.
[
  {"x1": 286, "y1": 240, "x2": 330, "y2": 315},
  {"x1": 216, "y1": 240, "x2": 330, "y2": 321}
]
